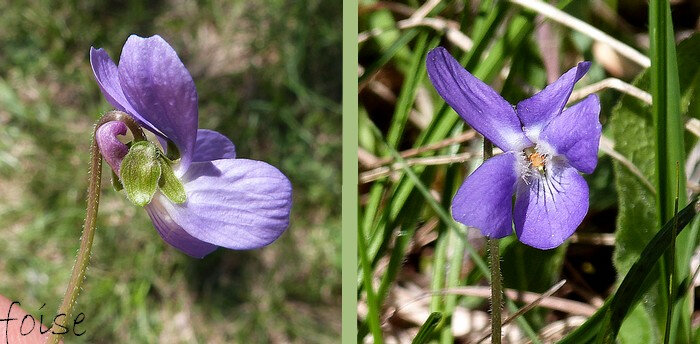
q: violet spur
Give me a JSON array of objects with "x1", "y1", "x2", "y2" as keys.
[
  {"x1": 426, "y1": 47, "x2": 601, "y2": 250},
  {"x1": 91, "y1": 34, "x2": 292, "y2": 258}
]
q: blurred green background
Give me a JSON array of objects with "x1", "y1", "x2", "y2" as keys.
[{"x1": 0, "y1": 0, "x2": 340, "y2": 342}]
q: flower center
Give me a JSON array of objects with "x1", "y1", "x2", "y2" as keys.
[
  {"x1": 528, "y1": 152, "x2": 546, "y2": 167},
  {"x1": 523, "y1": 147, "x2": 548, "y2": 175}
]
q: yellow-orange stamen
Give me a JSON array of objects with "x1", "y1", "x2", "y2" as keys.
[{"x1": 528, "y1": 152, "x2": 546, "y2": 168}]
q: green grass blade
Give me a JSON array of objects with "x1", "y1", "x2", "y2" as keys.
[
  {"x1": 650, "y1": 0, "x2": 685, "y2": 226},
  {"x1": 433, "y1": 131, "x2": 462, "y2": 342},
  {"x1": 385, "y1": 32, "x2": 431, "y2": 148},
  {"x1": 412, "y1": 312, "x2": 443, "y2": 344},
  {"x1": 440, "y1": 220, "x2": 467, "y2": 344},
  {"x1": 358, "y1": 215, "x2": 384, "y2": 344},
  {"x1": 664, "y1": 165, "x2": 680, "y2": 344},
  {"x1": 598, "y1": 201, "x2": 697, "y2": 343},
  {"x1": 359, "y1": 29, "x2": 419, "y2": 85},
  {"x1": 649, "y1": 0, "x2": 687, "y2": 341}
]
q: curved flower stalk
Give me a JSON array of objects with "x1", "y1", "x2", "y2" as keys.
[
  {"x1": 426, "y1": 47, "x2": 601, "y2": 250},
  {"x1": 91, "y1": 34, "x2": 292, "y2": 257}
]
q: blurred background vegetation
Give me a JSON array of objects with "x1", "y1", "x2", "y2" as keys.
[{"x1": 0, "y1": 0, "x2": 340, "y2": 342}]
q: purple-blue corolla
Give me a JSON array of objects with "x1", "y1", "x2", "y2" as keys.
[
  {"x1": 426, "y1": 47, "x2": 601, "y2": 249},
  {"x1": 91, "y1": 34, "x2": 292, "y2": 258}
]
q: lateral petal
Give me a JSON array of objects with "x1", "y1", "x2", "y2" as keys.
[
  {"x1": 452, "y1": 152, "x2": 518, "y2": 238},
  {"x1": 193, "y1": 129, "x2": 236, "y2": 162},
  {"x1": 539, "y1": 95, "x2": 602, "y2": 174}
]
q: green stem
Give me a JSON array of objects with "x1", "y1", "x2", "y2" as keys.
[
  {"x1": 484, "y1": 140, "x2": 502, "y2": 344},
  {"x1": 47, "y1": 111, "x2": 144, "y2": 344},
  {"x1": 489, "y1": 238, "x2": 502, "y2": 343}
]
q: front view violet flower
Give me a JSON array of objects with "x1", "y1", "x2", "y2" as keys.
[
  {"x1": 426, "y1": 47, "x2": 601, "y2": 249},
  {"x1": 90, "y1": 35, "x2": 292, "y2": 258}
]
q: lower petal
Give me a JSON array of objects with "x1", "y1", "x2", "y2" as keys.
[
  {"x1": 452, "y1": 152, "x2": 518, "y2": 238},
  {"x1": 157, "y1": 158, "x2": 292, "y2": 250},
  {"x1": 145, "y1": 200, "x2": 218, "y2": 258},
  {"x1": 514, "y1": 164, "x2": 589, "y2": 249}
]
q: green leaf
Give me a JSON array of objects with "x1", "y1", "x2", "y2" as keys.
[
  {"x1": 120, "y1": 141, "x2": 162, "y2": 207},
  {"x1": 618, "y1": 304, "x2": 656, "y2": 344},
  {"x1": 158, "y1": 158, "x2": 186, "y2": 204},
  {"x1": 599, "y1": 199, "x2": 698, "y2": 343},
  {"x1": 611, "y1": 33, "x2": 700, "y2": 342},
  {"x1": 610, "y1": 71, "x2": 657, "y2": 277},
  {"x1": 558, "y1": 198, "x2": 698, "y2": 343}
]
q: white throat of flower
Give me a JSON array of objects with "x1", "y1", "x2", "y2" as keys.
[{"x1": 516, "y1": 141, "x2": 559, "y2": 184}]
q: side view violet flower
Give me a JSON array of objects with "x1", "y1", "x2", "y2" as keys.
[
  {"x1": 426, "y1": 47, "x2": 601, "y2": 249},
  {"x1": 90, "y1": 34, "x2": 292, "y2": 258}
]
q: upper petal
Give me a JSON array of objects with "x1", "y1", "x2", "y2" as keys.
[
  {"x1": 145, "y1": 200, "x2": 219, "y2": 258},
  {"x1": 452, "y1": 152, "x2": 518, "y2": 238},
  {"x1": 516, "y1": 62, "x2": 591, "y2": 139},
  {"x1": 426, "y1": 47, "x2": 531, "y2": 151},
  {"x1": 117, "y1": 35, "x2": 198, "y2": 171},
  {"x1": 90, "y1": 47, "x2": 160, "y2": 134},
  {"x1": 539, "y1": 94, "x2": 602, "y2": 174},
  {"x1": 155, "y1": 158, "x2": 292, "y2": 250},
  {"x1": 514, "y1": 164, "x2": 589, "y2": 249},
  {"x1": 90, "y1": 48, "x2": 134, "y2": 115},
  {"x1": 193, "y1": 129, "x2": 236, "y2": 162}
]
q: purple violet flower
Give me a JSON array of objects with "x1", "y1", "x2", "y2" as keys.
[
  {"x1": 90, "y1": 34, "x2": 292, "y2": 258},
  {"x1": 426, "y1": 47, "x2": 601, "y2": 249}
]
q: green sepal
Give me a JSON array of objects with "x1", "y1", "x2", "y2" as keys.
[
  {"x1": 111, "y1": 170, "x2": 123, "y2": 191},
  {"x1": 165, "y1": 139, "x2": 181, "y2": 162},
  {"x1": 158, "y1": 157, "x2": 186, "y2": 204},
  {"x1": 120, "y1": 141, "x2": 162, "y2": 207}
]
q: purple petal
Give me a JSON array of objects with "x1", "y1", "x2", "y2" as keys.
[
  {"x1": 118, "y1": 35, "x2": 198, "y2": 171},
  {"x1": 193, "y1": 129, "x2": 236, "y2": 162},
  {"x1": 145, "y1": 200, "x2": 218, "y2": 258},
  {"x1": 90, "y1": 47, "x2": 159, "y2": 134},
  {"x1": 152, "y1": 158, "x2": 292, "y2": 250},
  {"x1": 426, "y1": 47, "x2": 531, "y2": 152},
  {"x1": 95, "y1": 121, "x2": 129, "y2": 174},
  {"x1": 90, "y1": 48, "x2": 135, "y2": 115},
  {"x1": 452, "y1": 152, "x2": 518, "y2": 238},
  {"x1": 539, "y1": 95, "x2": 602, "y2": 174},
  {"x1": 514, "y1": 164, "x2": 589, "y2": 249},
  {"x1": 516, "y1": 62, "x2": 591, "y2": 138}
]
